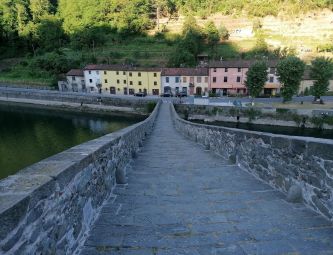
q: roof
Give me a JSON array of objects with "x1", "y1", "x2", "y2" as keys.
[
  {"x1": 161, "y1": 68, "x2": 209, "y2": 76},
  {"x1": 83, "y1": 64, "x2": 162, "y2": 72},
  {"x1": 66, "y1": 69, "x2": 84, "y2": 76},
  {"x1": 209, "y1": 60, "x2": 279, "y2": 68}
]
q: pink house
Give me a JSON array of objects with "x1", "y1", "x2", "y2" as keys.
[{"x1": 209, "y1": 60, "x2": 281, "y2": 96}]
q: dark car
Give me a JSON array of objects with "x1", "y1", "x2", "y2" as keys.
[
  {"x1": 134, "y1": 92, "x2": 146, "y2": 97},
  {"x1": 176, "y1": 92, "x2": 187, "y2": 97},
  {"x1": 161, "y1": 92, "x2": 173, "y2": 97}
]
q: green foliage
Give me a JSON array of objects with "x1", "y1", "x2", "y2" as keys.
[
  {"x1": 218, "y1": 23, "x2": 229, "y2": 41},
  {"x1": 310, "y1": 116, "x2": 325, "y2": 129},
  {"x1": 244, "y1": 108, "x2": 261, "y2": 122},
  {"x1": 204, "y1": 21, "x2": 220, "y2": 50},
  {"x1": 277, "y1": 56, "x2": 306, "y2": 102},
  {"x1": 168, "y1": 16, "x2": 203, "y2": 67},
  {"x1": 245, "y1": 61, "x2": 268, "y2": 99},
  {"x1": 247, "y1": 0, "x2": 279, "y2": 17},
  {"x1": 310, "y1": 57, "x2": 333, "y2": 100},
  {"x1": 273, "y1": 47, "x2": 297, "y2": 59}
]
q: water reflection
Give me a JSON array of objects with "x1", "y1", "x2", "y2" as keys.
[{"x1": 0, "y1": 104, "x2": 144, "y2": 180}]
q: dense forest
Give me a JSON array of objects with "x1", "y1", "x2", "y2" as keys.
[{"x1": 0, "y1": 0, "x2": 332, "y2": 86}]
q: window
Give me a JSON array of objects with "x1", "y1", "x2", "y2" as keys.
[
  {"x1": 205, "y1": 77, "x2": 208, "y2": 83},
  {"x1": 104, "y1": 71, "x2": 107, "y2": 75},
  {"x1": 130, "y1": 81, "x2": 133, "y2": 85},
  {"x1": 117, "y1": 79, "x2": 120, "y2": 84},
  {"x1": 225, "y1": 68, "x2": 228, "y2": 72},
  {"x1": 213, "y1": 68, "x2": 217, "y2": 72},
  {"x1": 138, "y1": 81, "x2": 142, "y2": 85},
  {"x1": 269, "y1": 76, "x2": 274, "y2": 83},
  {"x1": 175, "y1": 77, "x2": 180, "y2": 83},
  {"x1": 138, "y1": 72, "x2": 141, "y2": 77},
  {"x1": 90, "y1": 87, "x2": 94, "y2": 91},
  {"x1": 270, "y1": 67, "x2": 276, "y2": 74},
  {"x1": 72, "y1": 76, "x2": 75, "y2": 81},
  {"x1": 197, "y1": 77, "x2": 202, "y2": 83},
  {"x1": 123, "y1": 80, "x2": 126, "y2": 84},
  {"x1": 116, "y1": 71, "x2": 119, "y2": 75},
  {"x1": 129, "y1": 72, "x2": 132, "y2": 77},
  {"x1": 89, "y1": 79, "x2": 93, "y2": 83},
  {"x1": 166, "y1": 77, "x2": 169, "y2": 83},
  {"x1": 224, "y1": 76, "x2": 228, "y2": 82},
  {"x1": 123, "y1": 71, "x2": 126, "y2": 75},
  {"x1": 88, "y1": 71, "x2": 91, "y2": 74},
  {"x1": 237, "y1": 77, "x2": 241, "y2": 83},
  {"x1": 190, "y1": 77, "x2": 194, "y2": 83},
  {"x1": 238, "y1": 67, "x2": 241, "y2": 72},
  {"x1": 154, "y1": 73, "x2": 157, "y2": 77},
  {"x1": 105, "y1": 79, "x2": 108, "y2": 83},
  {"x1": 183, "y1": 77, "x2": 187, "y2": 83},
  {"x1": 154, "y1": 81, "x2": 157, "y2": 85},
  {"x1": 212, "y1": 77, "x2": 216, "y2": 83},
  {"x1": 96, "y1": 71, "x2": 99, "y2": 75}
]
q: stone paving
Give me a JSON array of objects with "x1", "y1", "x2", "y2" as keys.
[{"x1": 80, "y1": 102, "x2": 333, "y2": 255}]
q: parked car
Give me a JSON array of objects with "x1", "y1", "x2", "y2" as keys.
[
  {"x1": 160, "y1": 92, "x2": 173, "y2": 97},
  {"x1": 176, "y1": 92, "x2": 187, "y2": 97},
  {"x1": 134, "y1": 92, "x2": 146, "y2": 97}
]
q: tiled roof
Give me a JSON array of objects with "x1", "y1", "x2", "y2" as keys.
[
  {"x1": 161, "y1": 68, "x2": 209, "y2": 76},
  {"x1": 209, "y1": 60, "x2": 279, "y2": 68},
  {"x1": 83, "y1": 64, "x2": 161, "y2": 72},
  {"x1": 66, "y1": 69, "x2": 84, "y2": 76}
]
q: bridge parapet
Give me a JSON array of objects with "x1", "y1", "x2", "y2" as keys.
[
  {"x1": 0, "y1": 102, "x2": 160, "y2": 254},
  {"x1": 171, "y1": 104, "x2": 333, "y2": 221}
]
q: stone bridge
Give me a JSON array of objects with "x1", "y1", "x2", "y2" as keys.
[{"x1": 1, "y1": 102, "x2": 333, "y2": 255}]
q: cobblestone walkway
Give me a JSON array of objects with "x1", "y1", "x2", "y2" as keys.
[{"x1": 80, "y1": 103, "x2": 333, "y2": 255}]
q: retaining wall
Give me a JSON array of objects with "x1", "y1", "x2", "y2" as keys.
[
  {"x1": 0, "y1": 87, "x2": 158, "y2": 108},
  {"x1": 171, "y1": 104, "x2": 333, "y2": 221},
  {"x1": 0, "y1": 102, "x2": 160, "y2": 254}
]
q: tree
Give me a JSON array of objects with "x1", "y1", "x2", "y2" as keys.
[
  {"x1": 277, "y1": 56, "x2": 305, "y2": 102},
  {"x1": 204, "y1": 21, "x2": 219, "y2": 52},
  {"x1": 35, "y1": 15, "x2": 65, "y2": 50},
  {"x1": 245, "y1": 61, "x2": 268, "y2": 104},
  {"x1": 218, "y1": 23, "x2": 229, "y2": 41},
  {"x1": 29, "y1": 0, "x2": 51, "y2": 21},
  {"x1": 181, "y1": 16, "x2": 204, "y2": 56},
  {"x1": 310, "y1": 57, "x2": 333, "y2": 101},
  {"x1": 168, "y1": 42, "x2": 196, "y2": 67}
]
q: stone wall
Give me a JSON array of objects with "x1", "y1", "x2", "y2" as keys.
[
  {"x1": 175, "y1": 104, "x2": 333, "y2": 129},
  {"x1": 171, "y1": 104, "x2": 333, "y2": 221},
  {"x1": 0, "y1": 87, "x2": 158, "y2": 108},
  {"x1": 0, "y1": 102, "x2": 160, "y2": 254},
  {"x1": 0, "y1": 84, "x2": 54, "y2": 91}
]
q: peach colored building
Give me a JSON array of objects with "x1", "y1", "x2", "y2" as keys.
[{"x1": 209, "y1": 60, "x2": 281, "y2": 96}]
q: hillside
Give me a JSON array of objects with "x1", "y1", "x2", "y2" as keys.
[{"x1": 0, "y1": 0, "x2": 332, "y2": 86}]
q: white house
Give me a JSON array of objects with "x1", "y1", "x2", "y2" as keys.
[
  {"x1": 161, "y1": 68, "x2": 209, "y2": 95},
  {"x1": 58, "y1": 69, "x2": 86, "y2": 92},
  {"x1": 83, "y1": 64, "x2": 104, "y2": 93}
]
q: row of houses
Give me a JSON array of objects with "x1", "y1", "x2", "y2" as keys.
[{"x1": 58, "y1": 60, "x2": 333, "y2": 96}]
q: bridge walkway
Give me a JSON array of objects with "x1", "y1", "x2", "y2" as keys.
[{"x1": 80, "y1": 102, "x2": 333, "y2": 255}]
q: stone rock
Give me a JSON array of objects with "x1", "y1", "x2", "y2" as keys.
[
  {"x1": 286, "y1": 185, "x2": 303, "y2": 203},
  {"x1": 116, "y1": 167, "x2": 127, "y2": 184}
]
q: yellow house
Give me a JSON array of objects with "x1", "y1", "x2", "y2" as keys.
[{"x1": 101, "y1": 65, "x2": 161, "y2": 95}]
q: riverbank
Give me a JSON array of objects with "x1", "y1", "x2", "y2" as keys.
[{"x1": 0, "y1": 97, "x2": 147, "y2": 118}]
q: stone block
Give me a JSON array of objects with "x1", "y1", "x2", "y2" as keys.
[{"x1": 286, "y1": 185, "x2": 303, "y2": 203}]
